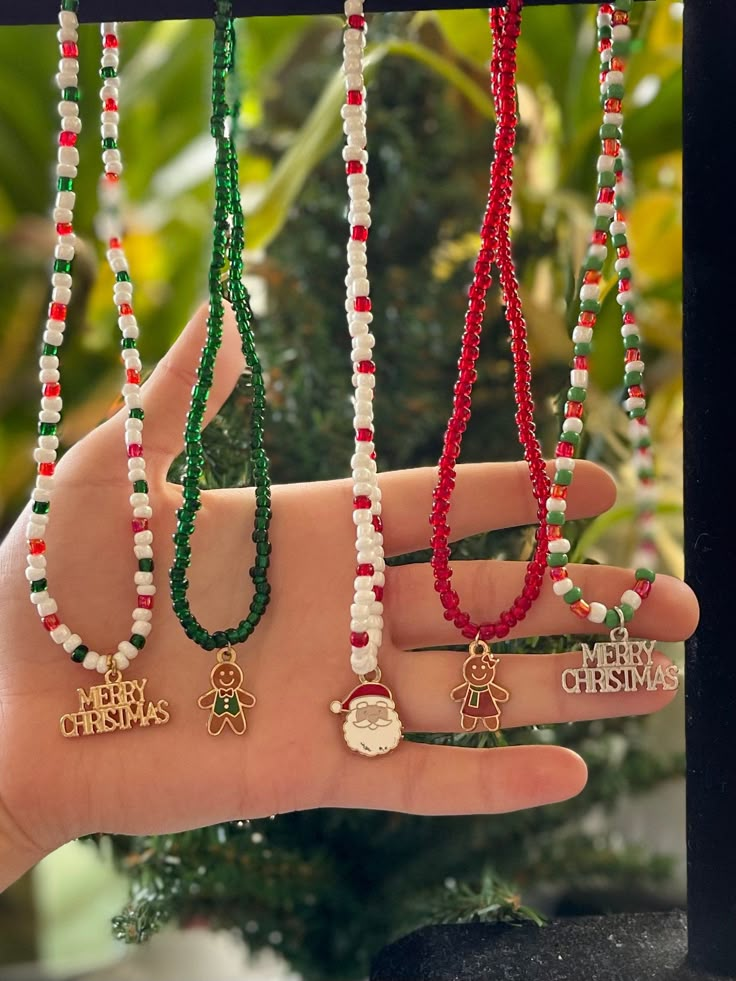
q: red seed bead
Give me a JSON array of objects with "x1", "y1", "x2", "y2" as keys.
[
  {"x1": 110, "y1": 237, "x2": 121, "y2": 249},
  {"x1": 573, "y1": 356, "x2": 588, "y2": 371},
  {"x1": 440, "y1": 590, "x2": 459, "y2": 610},
  {"x1": 49, "y1": 302, "x2": 67, "y2": 321},
  {"x1": 547, "y1": 525, "x2": 562, "y2": 540},
  {"x1": 105, "y1": 172, "x2": 119, "y2": 183},
  {"x1": 625, "y1": 349, "x2": 641, "y2": 363},
  {"x1": 42, "y1": 614, "x2": 60, "y2": 632},
  {"x1": 592, "y1": 230, "x2": 607, "y2": 246},
  {"x1": 126, "y1": 369, "x2": 141, "y2": 385},
  {"x1": 605, "y1": 98, "x2": 622, "y2": 112},
  {"x1": 462, "y1": 625, "x2": 479, "y2": 639},
  {"x1": 350, "y1": 631, "x2": 369, "y2": 648},
  {"x1": 453, "y1": 611, "x2": 471, "y2": 629},
  {"x1": 132, "y1": 518, "x2": 148, "y2": 533},
  {"x1": 629, "y1": 385, "x2": 645, "y2": 399},
  {"x1": 580, "y1": 311, "x2": 597, "y2": 326},
  {"x1": 356, "y1": 563, "x2": 374, "y2": 577},
  {"x1": 348, "y1": 14, "x2": 366, "y2": 28},
  {"x1": 59, "y1": 130, "x2": 77, "y2": 146},
  {"x1": 551, "y1": 485, "x2": 567, "y2": 499},
  {"x1": 353, "y1": 495, "x2": 371, "y2": 510},
  {"x1": 138, "y1": 595, "x2": 154, "y2": 609},
  {"x1": 566, "y1": 401, "x2": 584, "y2": 419},
  {"x1": 623, "y1": 312, "x2": 636, "y2": 325},
  {"x1": 479, "y1": 624, "x2": 497, "y2": 641},
  {"x1": 357, "y1": 360, "x2": 376, "y2": 373},
  {"x1": 104, "y1": 33, "x2": 119, "y2": 47},
  {"x1": 104, "y1": 98, "x2": 118, "y2": 112},
  {"x1": 346, "y1": 160, "x2": 363, "y2": 174},
  {"x1": 56, "y1": 222, "x2": 73, "y2": 235},
  {"x1": 373, "y1": 585, "x2": 384, "y2": 602},
  {"x1": 38, "y1": 463, "x2": 55, "y2": 479},
  {"x1": 127, "y1": 443, "x2": 143, "y2": 458},
  {"x1": 62, "y1": 41, "x2": 78, "y2": 57},
  {"x1": 352, "y1": 225, "x2": 369, "y2": 241},
  {"x1": 347, "y1": 90, "x2": 363, "y2": 105},
  {"x1": 634, "y1": 579, "x2": 652, "y2": 599},
  {"x1": 354, "y1": 296, "x2": 371, "y2": 312},
  {"x1": 43, "y1": 382, "x2": 61, "y2": 398},
  {"x1": 372, "y1": 515, "x2": 383, "y2": 533},
  {"x1": 555, "y1": 441, "x2": 575, "y2": 458},
  {"x1": 618, "y1": 278, "x2": 631, "y2": 293},
  {"x1": 119, "y1": 303, "x2": 133, "y2": 316},
  {"x1": 549, "y1": 567, "x2": 568, "y2": 582},
  {"x1": 28, "y1": 539, "x2": 46, "y2": 554},
  {"x1": 355, "y1": 428, "x2": 373, "y2": 442},
  {"x1": 618, "y1": 245, "x2": 631, "y2": 259},
  {"x1": 570, "y1": 599, "x2": 591, "y2": 619}
]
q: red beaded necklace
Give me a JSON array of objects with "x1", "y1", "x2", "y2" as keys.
[{"x1": 430, "y1": 0, "x2": 547, "y2": 733}]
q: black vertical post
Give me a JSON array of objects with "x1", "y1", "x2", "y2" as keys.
[{"x1": 683, "y1": 0, "x2": 736, "y2": 974}]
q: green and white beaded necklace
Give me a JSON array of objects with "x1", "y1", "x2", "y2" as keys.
[{"x1": 168, "y1": 0, "x2": 272, "y2": 736}]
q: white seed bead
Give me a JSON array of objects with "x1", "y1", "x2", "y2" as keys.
[
  {"x1": 553, "y1": 578, "x2": 574, "y2": 596},
  {"x1": 37, "y1": 599, "x2": 58, "y2": 617},
  {"x1": 589, "y1": 244, "x2": 607, "y2": 261},
  {"x1": 131, "y1": 620, "x2": 152, "y2": 638},
  {"x1": 132, "y1": 608, "x2": 152, "y2": 622},
  {"x1": 26, "y1": 523, "x2": 46, "y2": 541},
  {"x1": 96, "y1": 657, "x2": 109, "y2": 674},
  {"x1": 562, "y1": 417, "x2": 583, "y2": 434},
  {"x1": 597, "y1": 154, "x2": 615, "y2": 173},
  {"x1": 26, "y1": 566, "x2": 46, "y2": 582},
  {"x1": 621, "y1": 589, "x2": 642, "y2": 610},
  {"x1": 27, "y1": 553, "x2": 47, "y2": 569},
  {"x1": 134, "y1": 545, "x2": 153, "y2": 559},
  {"x1": 30, "y1": 591, "x2": 49, "y2": 606},
  {"x1": 624, "y1": 397, "x2": 646, "y2": 412},
  {"x1": 114, "y1": 653, "x2": 130, "y2": 670},
  {"x1": 83, "y1": 651, "x2": 101, "y2": 671},
  {"x1": 134, "y1": 530, "x2": 153, "y2": 545},
  {"x1": 134, "y1": 572, "x2": 154, "y2": 586},
  {"x1": 579, "y1": 284, "x2": 599, "y2": 301},
  {"x1": 128, "y1": 468, "x2": 146, "y2": 483},
  {"x1": 133, "y1": 506, "x2": 153, "y2": 520},
  {"x1": 63, "y1": 632, "x2": 82, "y2": 653},
  {"x1": 588, "y1": 602, "x2": 607, "y2": 624},
  {"x1": 136, "y1": 584, "x2": 156, "y2": 596},
  {"x1": 546, "y1": 497, "x2": 567, "y2": 513},
  {"x1": 351, "y1": 604, "x2": 371, "y2": 620},
  {"x1": 51, "y1": 624, "x2": 71, "y2": 645},
  {"x1": 570, "y1": 369, "x2": 589, "y2": 388},
  {"x1": 548, "y1": 538, "x2": 570, "y2": 554}
]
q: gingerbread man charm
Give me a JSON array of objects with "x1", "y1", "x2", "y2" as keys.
[
  {"x1": 198, "y1": 647, "x2": 256, "y2": 736},
  {"x1": 451, "y1": 640, "x2": 510, "y2": 732}
]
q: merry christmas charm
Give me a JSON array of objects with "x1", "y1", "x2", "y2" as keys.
[
  {"x1": 451, "y1": 640, "x2": 510, "y2": 732},
  {"x1": 330, "y1": 675, "x2": 403, "y2": 757},
  {"x1": 60, "y1": 666, "x2": 169, "y2": 738},
  {"x1": 562, "y1": 620, "x2": 678, "y2": 695}
]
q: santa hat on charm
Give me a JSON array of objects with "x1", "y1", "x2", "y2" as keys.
[{"x1": 330, "y1": 682, "x2": 395, "y2": 714}]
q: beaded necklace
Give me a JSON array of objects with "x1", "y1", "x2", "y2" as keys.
[
  {"x1": 553, "y1": 0, "x2": 677, "y2": 696},
  {"x1": 27, "y1": 6, "x2": 170, "y2": 738},
  {"x1": 432, "y1": 0, "x2": 550, "y2": 734},
  {"x1": 328, "y1": 0, "x2": 404, "y2": 758},
  {"x1": 168, "y1": 0, "x2": 272, "y2": 736}
]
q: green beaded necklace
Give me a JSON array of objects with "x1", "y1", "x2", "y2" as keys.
[{"x1": 169, "y1": 0, "x2": 272, "y2": 736}]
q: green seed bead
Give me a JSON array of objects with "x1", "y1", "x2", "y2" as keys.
[
  {"x1": 597, "y1": 172, "x2": 616, "y2": 188},
  {"x1": 604, "y1": 609, "x2": 620, "y2": 628},
  {"x1": 70, "y1": 644, "x2": 89, "y2": 663},
  {"x1": 625, "y1": 370, "x2": 642, "y2": 386},
  {"x1": 636, "y1": 568, "x2": 656, "y2": 583},
  {"x1": 568, "y1": 386, "x2": 587, "y2": 403},
  {"x1": 584, "y1": 254, "x2": 604, "y2": 272},
  {"x1": 255, "y1": 542, "x2": 272, "y2": 556},
  {"x1": 100, "y1": 66, "x2": 118, "y2": 79},
  {"x1": 629, "y1": 407, "x2": 646, "y2": 419},
  {"x1": 130, "y1": 633, "x2": 146, "y2": 650},
  {"x1": 620, "y1": 603, "x2": 635, "y2": 622},
  {"x1": 102, "y1": 137, "x2": 118, "y2": 149},
  {"x1": 581, "y1": 299, "x2": 601, "y2": 313},
  {"x1": 547, "y1": 511, "x2": 565, "y2": 526},
  {"x1": 61, "y1": 0, "x2": 79, "y2": 10},
  {"x1": 617, "y1": 265, "x2": 632, "y2": 280},
  {"x1": 138, "y1": 558, "x2": 154, "y2": 572},
  {"x1": 606, "y1": 83, "x2": 625, "y2": 100},
  {"x1": 594, "y1": 215, "x2": 610, "y2": 232},
  {"x1": 612, "y1": 233, "x2": 628, "y2": 248},
  {"x1": 599, "y1": 123, "x2": 620, "y2": 140},
  {"x1": 54, "y1": 259, "x2": 72, "y2": 274},
  {"x1": 547, "y1": 553, "x2": 568, "y2": 567},
  {"x1": 133, "y1": 480, "x2": 148, "y2": 494},
  {"x1": 129, "y1": 407, "x2": 144, "y2": 420},
  {"x1": 554, "y1": 469, "x2": 573, "y2": 486},
  {"x1": 116, "y1": 271, "x2": 130, "y2": 282},
  {"x1": 32, "y1": 501, "x2": 50, "y2": 515},
  {"x1": 57, "y1": 176, "x2": 74, "y2": 191},
  {"x1": 599, "y1": 24, "x2": 612, "y2": 39},
  {"x1": 42, "y1": 344, "x2": 58, "y2": 357},
  {"x1": 563, "y1": 587, "x2": 583, "y2": 605},
  {"x1": 560, "y1": 431, "x2": 580, "y2": 447},
  {"x1": 31, "y1": 578, "x2": 48, "y2": 592},
  {"x1": 122, "y1": 337, "x2": 136, "y2": 349},
  {"x1": 574, "y1": 342, "x2": 592, "y2": 356},
  {"x1": 624, "y1": 335, "x2": 640, "y2": 349},
  {"x1": 39, "y1": 422, "x2": 57, "y2": 436}
]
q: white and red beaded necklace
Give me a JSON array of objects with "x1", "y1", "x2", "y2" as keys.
[
  {"x1": 553, "y1": 0, "x2": 677, "y2": 696},
  {"x1": 329, "y1": 0, "x2": 404, "y2": 757},
  {"x1": 26, "y1": 7, "x2": 169, "y2": 737}
]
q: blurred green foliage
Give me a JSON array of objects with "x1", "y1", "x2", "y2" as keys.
[{"x1": 0, "y1": 4, "x2": 684, "y2": 979}]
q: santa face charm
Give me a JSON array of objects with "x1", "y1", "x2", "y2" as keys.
[
  {"x1": 198, "y1": 647, "x2": 256, "y2": 736},
  {"x1": 451, "y1": 640, "x2": 510, "y2": 732},
  {"x1": 330, "y1": 673, "x2": 403, "y2": 757}
]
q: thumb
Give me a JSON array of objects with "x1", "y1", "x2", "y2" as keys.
[{"x1": 87, "y1": 300, "x2": 246, "y2": 469}]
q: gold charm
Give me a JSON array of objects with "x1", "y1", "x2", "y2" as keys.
[
  {"x1": 198, "y1": 646, "x2": 255, "y2": 736},
  {"x1": 561, "y1": 615, "x2": 678, "y2": 695},
  {"x1": 330, "y1": 669, "x2": 403, "y2": 757},
  {"x1": 451, "y1": 639, "x2": 510, "y2": 732},
  {"x1": 59, "y1": 663, "x2": 169, "y2": 738}
]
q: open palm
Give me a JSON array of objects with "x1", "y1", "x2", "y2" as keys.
[{"x1": 0, "y1": 305, "x2": 699, "y2": 890}]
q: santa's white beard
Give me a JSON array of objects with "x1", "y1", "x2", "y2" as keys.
[{"x1": 342, "y1": 706, "x2": 402, "y2": 757}]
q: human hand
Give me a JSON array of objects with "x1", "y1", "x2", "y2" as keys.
[{"x1": 0, "y1": 303, "x2": 699, "y2": 890}]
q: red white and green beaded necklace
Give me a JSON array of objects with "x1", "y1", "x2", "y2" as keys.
[
  {"x1": 328, "y1": 0, "x2": 404, "y2": 757},
  {"x1": 553, "y1": 0, "x2": 677, "y2": 695},
  {"x1": 27, "y1": 6, "x2": 169, "y2": 737},
  {"x1": 431, "y1": 0, "x2": 552, "y2": 734}
]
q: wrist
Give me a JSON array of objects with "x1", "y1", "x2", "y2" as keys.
[{"x1": 0, "y1": 798, "x2": 48, "y2": 892}]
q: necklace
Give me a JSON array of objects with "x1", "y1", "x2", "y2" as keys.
[
  {"x1": 553, "y1": 0, "x2": 677, "y2": 696},
  {"x1": 168, "y1": 0, "x2": 271, "y2": 736},
  {"x1": 27, "y1": 7, "x2": 170, "y2": 738},
  {"x1": 432, "y1": 0, "x2": 548, "y2": 734},
  {"x1": 328, "y1": 0, "x2": 404, "y2": 757}
]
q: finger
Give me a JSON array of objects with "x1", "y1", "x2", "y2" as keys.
[
  {"x1": 83, "y1": 301, "x2": 245, "y2": 466},
  {"x1": 382, "y1": 649, "x2": 678, "y2": 733},
  {"x1": 331, "y1": 743, "x2": 587, "y2": 815},
  {"x1": 387, "y1": 562, "x2": 699, "y2": 648},
  {"x1": 378, "y1": 461, "x2": 616, "y2": 557}
]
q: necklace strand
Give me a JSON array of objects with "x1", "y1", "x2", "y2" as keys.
[
  {"x1": 429, "y1": 0, "x2": 550, "y2": 644},
  {"x1": 546, "y1": 0, "x2": 656, "y2": 625},
  {"x1": 169, "y1": 0, "x2": 273, "y2": 652},
  {"x1": 26, "y1": 7, "x2": 156, "y2": 673}
]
